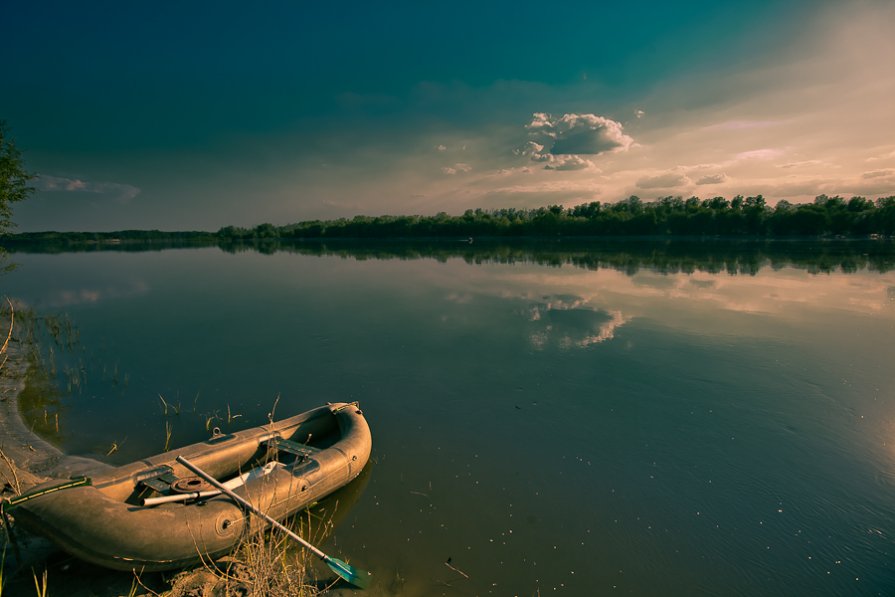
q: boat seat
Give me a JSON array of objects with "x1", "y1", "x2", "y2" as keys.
[
  {"x1": 267, "y1": 437, "x2": 321, "y2": 461},
  {"x1": 135, "y1": 465, "x2": 179, "y2": 493}
]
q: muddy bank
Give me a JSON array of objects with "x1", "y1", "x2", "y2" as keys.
[
  {"x1": 0, "y1": 313, "x2": 117, "y2": 581},
  {"x1": 0, "y1": 320, "x2": 56, "y2": 494},
  {"x1": 0, "y1": 314, "x2": 166, "y2": 594},
  {"x1": 0, "y1": 311, "x2": 110, "y2": 491},
  {"x1": 1, "y1": 312, "x2": 64, "y2": 577}
]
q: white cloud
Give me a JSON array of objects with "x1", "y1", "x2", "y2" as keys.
[
  {"x1": 441, "y1": 163, "x2": 473, "y2": 175},
  {"x1": 515, "y1": 113, "x2": 631, "y2": 175},
  {"x1": 544, "y1": 155, "x2": 596, "y2": 171},
  {"x1": 36, "y1": 175, "x2": 141, "y2": 203},
  {"x1": 524, "y1": 112, "x2": 633, "y2": 157},
  {"x1": 578, "y1": 311, "x2": 628, "y2": 348},
  {"x1": 517, "y1": 141, "x2": 549, "y2": 162},
  {"x1": 516, "y1": 138, "x2": 599, "y2": 171}
]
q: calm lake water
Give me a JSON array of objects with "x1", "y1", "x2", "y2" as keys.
[{"x1": 2, "y1": 241, "x2": 895, "y2": 596}]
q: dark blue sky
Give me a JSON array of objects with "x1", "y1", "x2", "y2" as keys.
[{"x1": 3, "y1": 0, "x2": 892, "y2": 230}]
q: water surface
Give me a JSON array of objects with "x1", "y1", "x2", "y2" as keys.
[{"x1": 3, "y1": 241, "x2": 895, "y2": 595}]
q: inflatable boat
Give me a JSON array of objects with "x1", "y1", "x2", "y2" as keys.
[{"x1": 10, "y1": 402, "x2": 372, "y2": 571}]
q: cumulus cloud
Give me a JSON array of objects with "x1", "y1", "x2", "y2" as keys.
[
  {"x1": 544, "y1": 155, "x2": 595, "y2": 171},
  {"x1": 518, "y1": 141, "x2": 549, "y2": 162},
  {"x1": 516, "y1": 112, "x2": 631, "y2": 172},
  {"x1": 636, "y1": 172, "x2": 691, "y2": 189},
  {"x1": 36, "y1": 175, "x2": 141, "y2": 203},
  {"x1": 516, "y1": 140, "x2": 598, "y2": 171},
  {"x1": 696, "y1": 173, "x2": 728, "y2": 185},
  {"x1": 526, "y1": 112, "x2": 633, "y2": 156}
]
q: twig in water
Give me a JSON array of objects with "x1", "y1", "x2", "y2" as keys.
[
  {"x1": 164, "y1": 421, "x2": 173, "y2": 451},
  {"x1": 445, "y1": 557, "x2": 470, "y2": 579},
  {"x1": 227, "y1": 403, "x2": 242, "y2": 424},
  {"x1": 267, "y1": 394, "x2": 280, "y2": 424}
]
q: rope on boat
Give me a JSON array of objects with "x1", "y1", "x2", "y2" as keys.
[
  {"x1": 2, "y1": 475, "x2": 91, "y2": 510},
  {"x1": 1, "y1": 476, "x2": 91, "y2": 556},
  {"x1": 330, "y1": 401, "x2": 362, "y2": 414}
]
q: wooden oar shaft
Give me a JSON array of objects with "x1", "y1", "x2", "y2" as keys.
[
  {"x1": 143, "y1": 490, "x2": 222, "y2": 506},
  {"x1": 175, "y1": 456, "x2": 326, "y2": 559}
]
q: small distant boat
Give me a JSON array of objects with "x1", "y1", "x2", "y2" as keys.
[{"x1": 12, "y1": 403, "x2": 372, "y2": 571}]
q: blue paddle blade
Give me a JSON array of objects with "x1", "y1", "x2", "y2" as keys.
[{"x1": 325, "y1": 555, "x2": 372, "y2": 589}]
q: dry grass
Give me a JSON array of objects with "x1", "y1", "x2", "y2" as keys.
[
  {"x1": 160, "y1": 508, "x2": 335, "y2": 597},
  {"x1": 1, "y1": 297, "x2": 13, "y2": 374},
  {"x1": 0, "y1": 449, "x2": 21, "y2": 497}
]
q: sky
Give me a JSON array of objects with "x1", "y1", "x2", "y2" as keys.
[{"x1": 2, "y1": 0, "x2": 894, "y2": 232}]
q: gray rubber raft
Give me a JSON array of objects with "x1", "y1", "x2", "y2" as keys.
[{"x1": 11, "y1": 402, "x2": 372, "y2": 571}]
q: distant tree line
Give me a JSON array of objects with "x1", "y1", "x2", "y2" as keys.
[
  {"x1": 0, "y1": 229, "x2": 217, "y2": 253},
  {"x1": 3, "y1": 195, "x2": 895, "y2": 249},
  {"x1": 217, "y1": 195, "x2": 895, "y2": 240}
]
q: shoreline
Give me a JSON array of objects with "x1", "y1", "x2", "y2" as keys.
[
  {"x1": 0, "y1": 315, "x2": 58, "y2": 495},
  {"x1": 0, "y1": 308, "x2": 110, "y2": 492},
  {"x1": 0, "y1": 311, "x2": 63, "y2": 575}
]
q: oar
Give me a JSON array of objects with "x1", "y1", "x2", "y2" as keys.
[
  {"x1": 176, "y1": 455, "x2": 371, "y2": 589},
  {"x1": 142, "y1": 461, "x2": 283, "y2": 506}
]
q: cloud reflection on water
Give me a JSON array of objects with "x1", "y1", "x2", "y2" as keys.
[
  {"x1": 44, "y1": 279, "x2": 150, "y2": 308},
  {"x1": 526, "y1": 295, "x2": 629, "y2": 350},
  {"x1": 438, "y1": 261, "x2": 895, "y2": 346}
]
